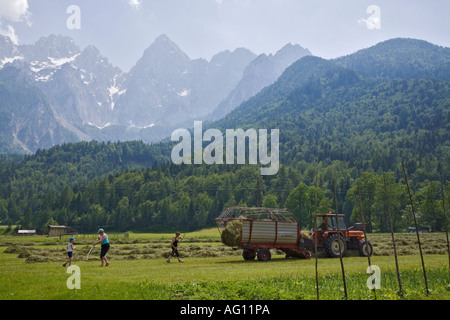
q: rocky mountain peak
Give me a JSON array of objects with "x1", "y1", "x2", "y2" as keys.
[{"x1": 20, "y1": 34, "x2": 80, "y2": 62}]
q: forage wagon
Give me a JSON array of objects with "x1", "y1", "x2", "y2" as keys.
[{"x1": 215, "y1": 207, "x2": 313, "y2": 261}]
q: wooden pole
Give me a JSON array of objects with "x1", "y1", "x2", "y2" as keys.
[
  {"x1": 402, "y1": 161, "x2": 429, "y2": 294},
  {"x1": 357, "y1": 183, "x2": 376, "y2": 299},
  {"x1": 439, "y1": 171, "x2": 450, "y2": 276},
  {"x1": 382, "y1": 174, "x2": 403, "y2": 296},
  {"x1": 332, "y1": 179, "x2": 348, "y2": 299}
]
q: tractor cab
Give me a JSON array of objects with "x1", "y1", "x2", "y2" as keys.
[{"x1": 315, "y1": 214, "x2": 347, "y2": 232}]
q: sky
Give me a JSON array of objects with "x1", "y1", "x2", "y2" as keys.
[{"x1": 1, "y1": 0, "x2": 449, "y2": 71}]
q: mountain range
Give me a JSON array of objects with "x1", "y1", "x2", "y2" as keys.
[
  {"x1": 0, "y1": 36, "x2": 448, "y2": 232},
  {"x1": 0, "y1": 34, "x2": 311, "y2": 154}
]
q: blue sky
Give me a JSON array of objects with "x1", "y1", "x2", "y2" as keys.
[{"x1": 1, "y1": 0, "x2": 449, "y2": 71}]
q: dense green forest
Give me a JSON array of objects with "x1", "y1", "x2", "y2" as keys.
[
  {"x1": 0, "y1": 38, "x2": 448, "y2": 234},
  {"x1": 216, "y1": 57, "x2": 449, "y2": 176},
  {"x1": 0, "y1": 141, "x2": 448, "y2": 234}
]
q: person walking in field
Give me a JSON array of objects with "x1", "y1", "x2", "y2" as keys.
[
  {"x1": 93, "y1": 228, "x2": 110, "y2": 267},
  {"x1": 63, "y1": 237, "x2": 76, "y2": 267},
  {"x1": 166, "y1": 231, "x2": 184, "y2": 263}
]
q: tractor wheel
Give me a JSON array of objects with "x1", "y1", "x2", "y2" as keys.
[
  {"x1": 359, "y1": 240, "x2": 373, "y2": 257},
  {"x1": 257, "y1": 248, "x2": 271, "y2": 261},
  {"x1": 325, "y1": 234, "x2": 347, "y2": 258},
  {"x1": 242, "y1": 249, "x2": 256, "y2": 260}
]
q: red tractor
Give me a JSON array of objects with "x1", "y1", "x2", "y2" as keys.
[{"x1": 310, "y1": 213, "x2": 373, "y2": 258}]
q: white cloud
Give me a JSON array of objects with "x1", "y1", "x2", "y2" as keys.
[
  {"x1": 128, "y1": 0, "x2": 142, "y2": 10},
  {"x1": 0, "y1": 0, "x2": 31, "y2": 44},
  {"x1": 0, "y1": 0, "x2": 30, "y2": 22},
  {"x1": 0, "y1": 24, "x2": 18, "y2": 44}
]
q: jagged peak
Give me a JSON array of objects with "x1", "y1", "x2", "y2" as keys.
[
  {"x1": 19, "y1": 34, "x2": 80, "y2": 61},
  {"x1": 274, "y1": 42, "x2": 311, "y2": 58}
]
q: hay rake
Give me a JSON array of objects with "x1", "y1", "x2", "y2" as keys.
[{"x1": 86, "y1": 245, "x2": 95, "y2": 260}]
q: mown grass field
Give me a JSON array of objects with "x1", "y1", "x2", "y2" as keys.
[{"x1": 0, "y1": 229, "x2": 448, "y2": 300}]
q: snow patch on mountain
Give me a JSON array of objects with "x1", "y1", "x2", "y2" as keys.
[{"x1": 0, "y1": 55, "x2": 23, "y2": 68}]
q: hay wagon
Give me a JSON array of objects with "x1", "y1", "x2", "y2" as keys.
[{"x1": 215, "y1": 207, "x2": 312, "y2": 261}]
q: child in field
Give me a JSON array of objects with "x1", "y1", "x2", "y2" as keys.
[{"x1": 63, "y1": 237, "x2": 76, "y2": 267}]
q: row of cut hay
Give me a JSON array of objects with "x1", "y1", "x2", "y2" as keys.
[
  {"x1": 0, "y1": 237, "x2": 221, "y2": 249},
  {"x1": 369, "y1": 233, "x2": 448, "y2": 256},
  {"x1": 4, "y1": 232, "x2": 447, "y2": 263},
  {"x1": 102, "y1": 238, "x2": 221, "y2": 244},
  {"x1": 3, "y1": 243, "x2": 240, "y2": 263}
]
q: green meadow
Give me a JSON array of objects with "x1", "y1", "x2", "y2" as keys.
[{"x1": 0, "y1": 230, "x2": 449, "y2": 300}]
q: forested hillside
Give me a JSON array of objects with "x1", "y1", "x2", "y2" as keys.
[{"x1": 0, "y1": 38, "x2": 448, "y2": 234}]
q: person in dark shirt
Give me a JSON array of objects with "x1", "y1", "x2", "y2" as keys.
[{"x1": 166, "y1": 231, "x2": 184, "y2": 263}]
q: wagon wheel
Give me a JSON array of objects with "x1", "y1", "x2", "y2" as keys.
[
  {"x1": 325, "y1": 234, "x2": 347, "y2": 258},
  {"x1": 358, "y1": 240, "x2": 373, "y2": 257},
  {"x1": 257, "y1": 248, "x2": 271, "y2": 261},
  {"x1": 242, "y1": 249, "x2": 256, "y2": 260}
]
